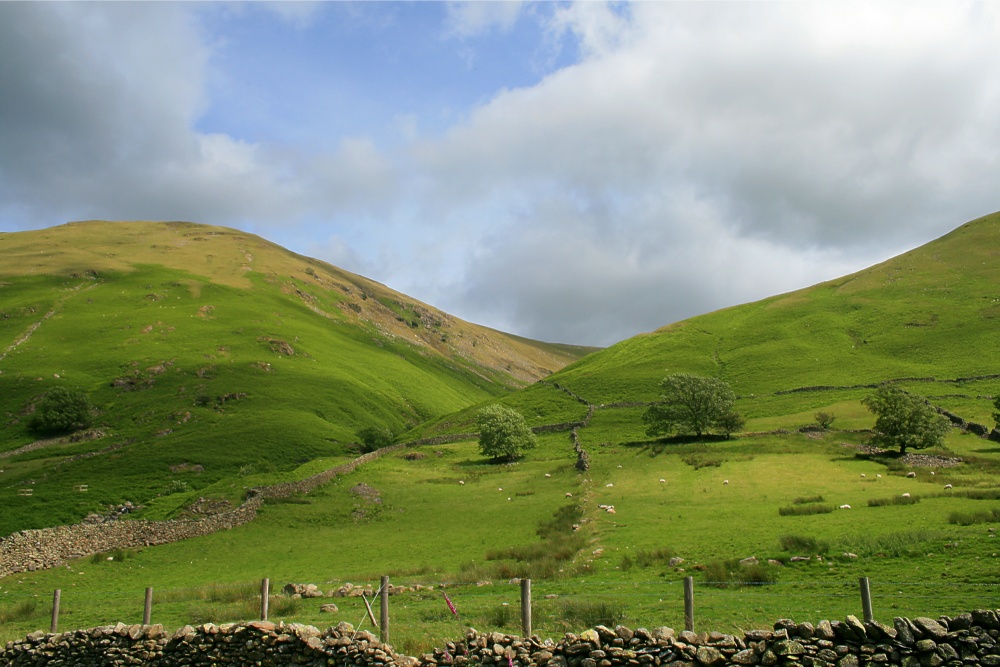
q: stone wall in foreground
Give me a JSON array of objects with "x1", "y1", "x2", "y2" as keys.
[{"x1": 5, "y1": 610, "x2": 1000, "y2": 667}]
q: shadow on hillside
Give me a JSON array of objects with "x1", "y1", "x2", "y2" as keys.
[{"x1": 621, "y1": 434, "x2": 731, "y2": 455}]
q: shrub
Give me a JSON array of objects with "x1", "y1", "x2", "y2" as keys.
[
  {"x1": 28, "y1": 387, "x2": 93, "y2": 435},
  {"x1": 868, "y1": 495, "x2": 920, "y2": 507},
  {"x1": 356, "y1": 425, "x2": 394, "y2": 453},
  {"x1": 815, "y1": 412, "x2": 836, "y2": 429},
  {"x1": 778, "y1": 504, "x2": 834, "y2": 516},
  {"x1": 949, "y1": 509, "x2": 1000, "y2": 526},
  {"x1": 779, "y1": 535, "x2": 829, "y2": 554},
  {"x1": 793, "y1": 495, "x2": 825, "y2": 504}
]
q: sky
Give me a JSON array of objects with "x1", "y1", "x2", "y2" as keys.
[{"x1": 1, "y1": 2, "x2": 998, "y2": 347}]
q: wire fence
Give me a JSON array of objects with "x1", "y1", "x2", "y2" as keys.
[{"x1": 3, "y1": 577, "x2": 999, "y2": 651}]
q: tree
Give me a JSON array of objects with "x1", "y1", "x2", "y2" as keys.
[
  {"x1": 993, "y1": 395, "x2": 1000, "y2": 429},
  {"x1": 28, "y1": 387, "x2": 93, "y2": 435},
  {"x1": 815, "y1": 412, "x2": 836, "y2": 430},
  {"x1": 477, "y1": 404, "x2": 536, "y2": 463},
  {"x1": 642, "y1": 373, "x2": 741, "y2": 438},
  {"x1": 356, "y1": 425, "x2": 394, "y2": 453},
  {"x1": 862, "y1": 385, "x2": 951, "y2": 455}
]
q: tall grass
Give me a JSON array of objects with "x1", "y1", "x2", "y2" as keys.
[
  {"x1": 778, "y1": 504, "x2": 834, "y2": 516},
  {"x1": 703, "y1": 560, "x2": 777, "y2": 588},
  {"x1": 620, "y1": 547, "x2": 677, "y2": 571},
  {"x1": 0, "y1": 599, "x2": 37, "y2": 625},
  {"x1": 778, "y1": 535, "x2": 829, "y2": 555},
  {"x1": 868, "y1": 495, "x2": 920, "y2": 507},
  {"x1": 948, "y1": 509, "x2": 1000, "y2": 526}
]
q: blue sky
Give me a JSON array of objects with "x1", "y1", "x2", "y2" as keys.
[{"x1": 2, "y1": 2, "x2": 999, "y2": 346}]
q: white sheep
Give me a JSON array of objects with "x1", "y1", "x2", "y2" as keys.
[
  {"x1": 458, "y1": 480, "x2": 465, "y2": 485},
  {"x1": 901, "y1": 493, "x2": 911, "y2": 498},
  {"x1": 659, "y1": 478, "x2": 666, "y2": 483},
  {"x1": 544, "y1": 473, "x2": 551, "y2": 478},
  {"x1": 861, "y1": 474, "x2": 866, "y2": 478},
  {"x1": 839, "y1": 504, "x2": 852, "y2": 509},
  {"x1": 606, "y1": 483, "x2": 614, "y2": 487},
  {"x1": 944, "y1": 484, "x2": 953, "y2": 490},
  {"x1": 565, "y1": 492, "x2": 573, "y2": 498}
]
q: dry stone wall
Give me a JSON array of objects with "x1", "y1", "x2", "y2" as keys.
[{"x1": 6, "y1": 610, "x2": 1000, "y2": 667}]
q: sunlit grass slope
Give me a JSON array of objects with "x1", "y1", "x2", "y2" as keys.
[
  {"x1": 0, "y1": 221, "x2": 591, "y2": 535},
  {"x1": 550, "y1": 211, "x2": 1000, "y2": 406}
]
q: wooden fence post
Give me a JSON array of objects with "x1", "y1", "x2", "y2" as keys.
[
  {"x1": 51, "y1": 589, "x2": 61, "y2": 633},
  {"x1": 261, "y1": 578, "x2": 270, "y2": 621},
  {"x1": 380, "y1": 576, "x2": 390, "y2": 643},
  {"x1": 859, "y1": 577, "x2": 873, "y2": 622},
  {"x1": 143, "y1": 587, "x2": 153, "y2": 625},
  {"x1": 683, "y1": 577, "x2": 694, "y2": 632},
  {"x1": 521, "y1": 578, "x2": 532, "y2": 638}
]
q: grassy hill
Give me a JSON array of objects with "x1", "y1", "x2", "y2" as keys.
[
  {"x1": 0, "y1": 221, "x2": 593, "y2": 535},
  {"x1": 3, "y1": 213, "x2": 1000, "y2": 648}
]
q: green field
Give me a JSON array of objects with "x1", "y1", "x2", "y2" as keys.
[{"x1": 3, "y1": 214, "x2": 1000, "y2": 651}]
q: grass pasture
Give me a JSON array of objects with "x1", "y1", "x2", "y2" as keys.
[{"x1": 4, "y1": 214, "x2": 1000, "y2": 650}]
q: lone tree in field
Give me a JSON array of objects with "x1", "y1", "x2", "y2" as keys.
[
  {"x1": 862, "y1": 385, "x2": 951, "y2": 455},
  {"x1": 28, "y1": 387, "x2": 93, "y2": 435},
  {"x1": 477, "y1": 404, "x2": 537, "y2": 463},
  {"x1": 642, "y1": 373, "x2": 741, "y2": 438}
]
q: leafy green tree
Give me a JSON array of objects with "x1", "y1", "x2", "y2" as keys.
[
  {"x1": 815, "y1": 412, "x2": 836, "y2": 429},
  {"x1": 477, "y1": 404, "x2": 537, "y2": 463},
  {"x1": 356, "y1": 425, "x2": 394, "y2": 453},
  {"x1": 28, "y1": 387, "x2": 93, "y2": 435},
  {"x1": 642, "y1": 373, "x2": 741, "y2": 438},
  {"x1": 862, "y1": 385, "x2": 951, "y2": 455}
]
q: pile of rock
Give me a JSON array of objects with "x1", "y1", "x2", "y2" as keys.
[
  {"x1": 417, "y1": 611, "x2": 1000, "y2": 667},
  {"x1": 2, "y1": 620, "x2": 408, "y2": 667}
]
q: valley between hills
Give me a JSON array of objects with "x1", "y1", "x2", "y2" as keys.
[{"x1": 2, "y1": 213, "x2": 1000, "y2": 648}]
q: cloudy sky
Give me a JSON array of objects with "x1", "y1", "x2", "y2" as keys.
[{"x1": 1, "y1": 2, "x2": 998, "y2": 346}]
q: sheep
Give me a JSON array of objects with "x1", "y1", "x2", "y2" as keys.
[
  {"x1": 944, "y1": 484, "x2": 953, "y2": 490},
  {"x1": 861, "y1": 474, "x2": 866, "y2": 478},
  {"x1": 565, "y1": 492, "x2": 573, "y2": 498},
  {"x1": 458, "y1": 480, "x2": 465, "y2": 485},
  {"x1": 544, "y1": 473, "x2": 551, "y2": 478},
  {"x1": 723, "y1": 480, "x2": 729, "y2": 485},
  {"x1": 606, "y1": 483, "x2": 614, "y2": 487},
  {"x1": 839, "y1": 504, "x2": 852, "y2": 509},
  {"x1": 907, "y1": 471, "x2": 917, "y2": 478},
  {"x1": 659, "y1": 478, "x2": 666, "y2": 483},
  {"x1": 901, "y1": 493, "x2": 911, "y2": 498}
]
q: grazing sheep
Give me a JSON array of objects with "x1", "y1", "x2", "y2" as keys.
[
  {"x1": 459, "y1": 480, "x2": 465, "y2": 485},
  {"x1": 659, "y1": 478, "x2": 666, "y2": 483},
  {"x1": 907, "y1": 471, "x2": 917, "y2": 478},
  {"x1": 902, "y1": 493, "x2": 911, "y2": 498},
  {"x1": 607, "y1": 508, "x2": 616, "y2": 514},
  {"x1": 860, "y1": 474, "x2": 866, "y2": 478},
  {"x1": 606, "y1": 483, "x2": 614, "y2": 487},
  {"x1": 544, "y1": 473, "x2": 551, "y2": 478},
  {"x1": 876, "y1": 474, "x2": 882, "y2": 478},
  {"x1": 723, "y1": 480, "x2": 729, "y2": 485},
  {"x1": 565, "y1": 492, "x2": 573, "y2": 498},
  {"x1": 839, "y1": 504, "x2": 852, "y2": 509},
  {"x1": 498, "y1": 487, "x2": 503, "y2": 491},
  {"x1": 945, "y1": 484, "x2": 953, "y2": 490}
]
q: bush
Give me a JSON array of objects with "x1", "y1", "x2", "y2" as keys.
[
  {"x1": 779, "y1": 535, "x2": 829, "y2": 554},
  {"x1": 778, "y1": 504, "x2": 834, "y2": 516},
  {"x1": 862, "y1": 385, "x2": 950, "y2": 454},
  {"x1": 868, "y1": 495, "x2": 920, "y2": 507},
  {"x1": 815, "y1": 412, "x2": 836, "y2": 429},
  {"x1": 356, "y1": 425, "x2": 394, "y2": 453},
  {"x1": 28, "y1": 387, "x2": 93, "y2": 435}
]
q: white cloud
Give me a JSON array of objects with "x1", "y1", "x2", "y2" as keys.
[{"x1": 2, "y1": 2, "x2": 999, "y2": 347}]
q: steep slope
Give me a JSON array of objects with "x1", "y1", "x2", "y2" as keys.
[
  {"x1": 532, "y1": 211, "x2": 1000, "y2": 410},
  {"x1": 0, "y1": 221, "x2": 593, "y2": 535}
]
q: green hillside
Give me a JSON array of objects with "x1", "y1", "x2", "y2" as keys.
[
  {"x1": 3, "y1": 214, "x2": 1000, "y2": 648},
  {"x1": 0, "y1": 221, "x2": 591, "y2": 535},
  {"x1": 548, "y1": 212, "x2": 1000, "y2": 418}
]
